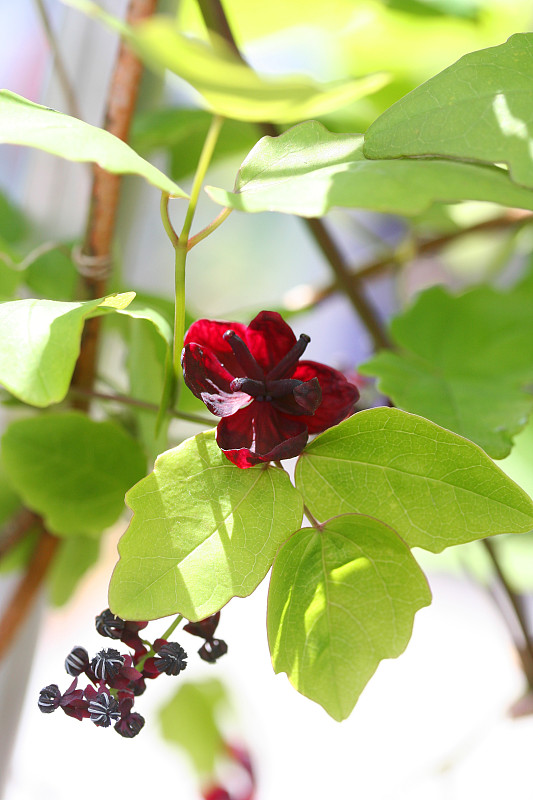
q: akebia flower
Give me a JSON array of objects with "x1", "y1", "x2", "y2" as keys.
[{"x1": 182, "y1": 311, "x2": 359, "y2": 467}]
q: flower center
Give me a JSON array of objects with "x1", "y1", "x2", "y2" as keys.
[{"x1": 224, "y1": 331, "x2": 312, "y2": 402}]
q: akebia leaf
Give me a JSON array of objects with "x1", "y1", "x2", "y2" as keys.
[
  {"x1": 1, "y1": 413, "x2": 146, "y2": 537},
  {"x1": 295, "y1": 408, "x2": 533, "y2": 553},
  {"x1": 206, "y1": 122, "x2": 533, "y2": 217},
  {"x1": 267, "y1": 514, "x2": 431, "y2": 721},
  {"x1": 63, "y1": 1, "x2": 387, "y2": 123},
  {"x1": 364, "y1": 34, "x2": 533, "y2": 189},
  {"x1": 48, "y1": 536, "x2": 100, "y2": 606},
  {"x1": 0, "y1": 91, "x2": 186, "y2": 197},
  {"x1": 108, "y1": 430, "x2": 303, "y2": 621},
  {"x1": 0, "y1": 292, "x2": 172, "y2": 407},
  {"x1": 361, "y1": 283, "x2": 533, "y2": 458}
]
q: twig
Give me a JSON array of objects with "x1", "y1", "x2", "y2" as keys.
[
  {"x1": 72, "y1": 0, "x2": 159, "y2": 403},
  {"x1": 34, "y1": 0, "x2": 83, "y2": 119},
  {"x1": 69, "y1": 386, "x2": 214, "y2": 426},
  {"x1": 482, "y1": 538, "x2": 533, "y2": 689},
  {"x1": 0, "y1": 509, "x2": 40, "y2": 561},
  {"x1": 0, "y1": 526, "x2": 59, "y2": 663},
  {"x1": 195, "y1": 0, "x2": 391, "y2": 352}
]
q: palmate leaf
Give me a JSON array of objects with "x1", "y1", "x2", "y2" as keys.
[
  {"x1": 364, "y1": 33, "x2": 533, "y2": 189},
  {"x1": 361, "y1": 282, "x2": 533, "y2": 459},
  {"x1": 63, "y1": 1, "x2": 387, "y2": 123},
  {"x1": 1, "y1": 413, "x2": 146, "y2": 538},
  {"x1": 109, "y1": 431, "x2": 303, "y2": 621},
  {"x1": 267, "y1": 514, "x2": 431, "y2": 721},
  {"x1": 206, "y1": 122, "x2": 533, "y2": 217},
  {"x1": 0, "y1": 91, "x2": 185, "y2": 197},
  {"x1": 295, "y1": 408, "x2": 533, "y2": 553}
]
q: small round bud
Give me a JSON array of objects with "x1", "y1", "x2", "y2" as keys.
[
  {"x1": 38, "y1": 684, "x2": 61, "y2": 714},
  {"x1": 95, "y1": 609, "x2": 125, "y2": 640},
  {"x1": 154, "y1": 642, "x2": 187, "y2": 676},
  {"x1": 91, "y1": 648, "x2": 125, "y2": 681},
  {"x1": 88, "y1": 692, "x2": 120, "y2": 727},
  {"x1": 65, "y1": 646, "x2": 89, "y2": 676},
  {"x1": 115, "y1": 712, "x2": 145, "y2": 738},
  {"x1": 199, "y1": 638, "x2": 228, "y2": 663}
]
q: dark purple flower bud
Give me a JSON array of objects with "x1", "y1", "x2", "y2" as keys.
[
  {"x1": 199, "y1": 639, "x2": 228, "y2": 663},
  {"x1": 183, "y1": 612, "x2": 221, "y2": 640},
  {"x1": 38, "y1": 684, "x2": 61, "y2": 714},
  {"x1": 65, "y1": 646, "x2": 89, "y2": 676},
  {"x1": 88, "y1": 691, "x2": 120, "y2": 727},
  {"x1": 95, "y1": 609, "x2": 125, "y2": 639},
  {"x1": 91, "y1": 648, "x2": 125, "y2": 681},
  {"x1": 154, "y1": 642, "x2": 187, "y2": 676},
  {"x1": 115, "y1": 712, "x2": 145, "y2": 738}
]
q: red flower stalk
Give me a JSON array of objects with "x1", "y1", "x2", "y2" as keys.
[{"x1": 182, "y1": 311, "x2": 358, "y2": 467}]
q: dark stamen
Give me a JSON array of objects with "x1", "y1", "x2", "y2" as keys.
[
  {"x1": 230, "y1": 377, "x2": 267, "y2": 397},
  {"x1": 223, "y1": 331, "x2": 265, "y2": 380},
  {"x1": 266, "y1": 334, "x2": 311, "y2": 381},
  {"x1": 265, "y1": 378, "x2": 303, "y2": 398}
]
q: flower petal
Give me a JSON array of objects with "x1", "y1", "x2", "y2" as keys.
[
  {"x1": 292, "y1": 361, "x2": 359, "y2": 433},
  {"x1": 245, "y1": 311, "x2": 297, "y2": 373},
  {"x1": 216, "y1": 402, "x2": 308, "y2": 467},
  {"x1": 184, "y1": 319, "x2": 249, "y2": 376},
  {"x1": 182, "y1": 343, "x2": 251, "y2": 417}
]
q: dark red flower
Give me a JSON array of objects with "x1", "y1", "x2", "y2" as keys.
[{"x1": 182, "y1": 311, "x2": 358, "y2": 467}]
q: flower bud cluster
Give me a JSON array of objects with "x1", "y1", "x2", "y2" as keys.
[{"x1": 38, "y1": 609, "x2": 190, "y2": 737}]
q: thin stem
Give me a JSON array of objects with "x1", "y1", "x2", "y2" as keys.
[
  {"x1": 68, "y1": 386, "x2": 215, "y2": 426},
  {"x1": 160, "y1": 192, "x2": 180, "y2": 248},
  {"x1": 188, "y1": 207, "x2": 233, "y2": 250},
  {"x1": 170, "y1": 114, "x2": 224, "y2": 375},
  {"x1": 482, "y1": 538, "x2": 533, "y2": 689},
  {"x1": 195, "y1": 0, "x2": 390, "y2": 352},
  {"x1": 179, "y1": 115, "x2": 225, "y2": 247},
  {"x1": 34, "y1": 0, "x2": 83, "y2": 119},
  {"x1": 273, "y1": 461, "x2": 323, "y2": 529},
  {"x1": 161, "y1": 613, "x2": 184, "y2": 640}
]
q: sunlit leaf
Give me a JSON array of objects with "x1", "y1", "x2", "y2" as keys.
[
  {"x1": 109, "y1": 430, "x2": 303, "y2": 621},
  {"x1": 207, "y1": 122, "x2": 533, "y2": 217},
  {"x1": 0, "y1": 90, "x2": 186, "y2": 197},
  {"x1": 295, "y1": 407, "x2": 533, "y2": 552},
  {"x1": 364, "y1": 34, "x2": 533, "y2": 189},
  {"x1": 0, "y1": 292, "x2": 135, "y2": 407},
  {"x1": 268, "y1": 514, "x2": 431, "y2": 720}
]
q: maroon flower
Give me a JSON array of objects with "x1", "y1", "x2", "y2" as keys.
[{"x1": 182, "y1": 311, "x2": 359, "y2": 467}]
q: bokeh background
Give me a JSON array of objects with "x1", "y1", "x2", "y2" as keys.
[{"x1": 2, "y1": 1, "x2": 533, "y2": 797}]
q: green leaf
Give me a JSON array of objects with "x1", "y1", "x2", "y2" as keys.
[
  {"x1": 0, "y1": 530, "x2": 39, "y2": 574},
  {"x1": 1, "y1": 412, "x2": 146, "y2": 537},
  {"x1": 0, "y1": 191, "x2": 28, "y2": 244},
  {"x1": 109, "y1": 430, "x2": 303, "y2": 621},
  {"x1": 295, "y1": 407, "x2": 533, "y2": 553},
  {"x1": 0, "y1": 291, "x2": 135, "y2": 407},
  {"x1": 132, "y1": 107, "x2": 260, "y2": 180},
  {"x1": 361, "y1": 283, "x2": 533, "y2": 459},
  {"x1": 206, "y1": 122, "x2": 533, "y2": 217},
  {"x1": 25, "y1": 246, "x2": 78, "y2": 301},
  {"x1": 159, "y1": 679, "x2": 228, "y2": 774},
  {"x1": 267, "y1": 514, "x2": 431, "y2": 721},
  {"x1": 364, "y1": 34, "x2": 533, "y2": 189},
  {"x1": 48, "y1": 535, "x2": 100, "y2": 606},
  {"x1": 63, "y1": 2, "x2": 387, "y2": 124},
  {"x1": 0, "y1": 91, "x2": 186, "y2": 197}
]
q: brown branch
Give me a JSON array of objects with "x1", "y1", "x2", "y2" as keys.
[
  {"x1": 0, "y1": 509, "x2": 40, "y2": 561},
  {"x1": 483, "y1": 538, "x2": 533, "y2": 690},
  {"x1": 69, "y1": 386, "x2": 214, "y2": 425},
  {"x1": 0, "y1": 526, "x2": 59, "y2": 663},
  {"x1": 72, "y1": 0, "x2": 159, "y2": 403},
  {"x1": 196, "y1": 0, "x2": 391, "y2": 352}
]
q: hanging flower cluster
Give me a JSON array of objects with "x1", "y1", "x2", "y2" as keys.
[
  {"x1": 37, "y1": 609, "x2": 227, "y2": 737},
  {"x1": 182, "y1": 311, "x2": 359, "y2": 467}
]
